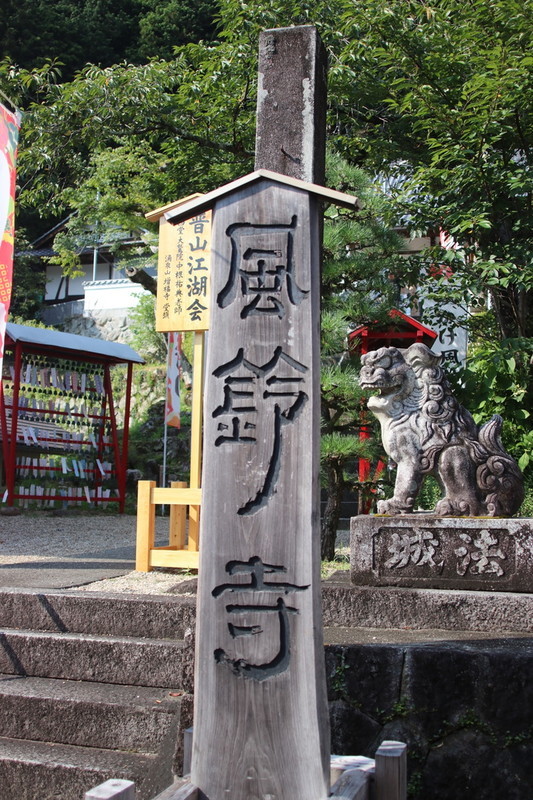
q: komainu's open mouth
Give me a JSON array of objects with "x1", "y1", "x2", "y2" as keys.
[{"x1": 360, "y1": 380, "x2": 401, "y2": 396}]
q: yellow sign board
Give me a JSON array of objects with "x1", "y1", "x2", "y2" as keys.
[{"x1": 155, "y1": 210, "x2": 211, "y2": 332}]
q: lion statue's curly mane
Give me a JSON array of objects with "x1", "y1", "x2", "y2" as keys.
[{"x1": 359, "y1": 343, "x2": 524, "y2": 516}]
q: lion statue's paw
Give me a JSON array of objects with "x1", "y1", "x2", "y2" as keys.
[
  {"x1": 435, "y1": 497, "x2": 483, "y2": 517},
  {"x1": 377, "y1": 497, "x2": 414, "y2": 515}
]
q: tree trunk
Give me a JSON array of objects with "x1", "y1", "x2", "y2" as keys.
[
  {"x1": 125, "y1": 265, "x2": 157, "y2": 295},
  {"x1": 321, "y1": 457, "x2": 345, "y2": 562},
  {"x1": 489, "y1": 285, "x2": 531, "y2": 339}
]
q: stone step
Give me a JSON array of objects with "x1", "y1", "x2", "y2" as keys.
[
  {"x1": 0, "y1": 587, "x2": 195, "y2": 639},
  {"x1": 0, "y1": 736, "x2": 167, "y2": 800},
  {"x1": 0, "y1": 674, "x2": 185, "y2": 754},
  {"x1": 321, "y1": 571, "x2": 533, "y2": 634},
  {"x1": 0, "y1": 628, "x2": 194, "y2": 689}
]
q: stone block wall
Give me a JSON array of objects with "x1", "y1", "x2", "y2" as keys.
[
  {"x1": 325, "y1": 638, "x2": 533, "y2": 800},
  {"x1": 60, "y1": 307, "x2": 133, "y2": 343},
  {"x1": 40, "y1": 291, "x2": 142, "y2": 345}
]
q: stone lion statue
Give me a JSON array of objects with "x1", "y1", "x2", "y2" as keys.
[{"x1": 359, "y1": 343, "x2": 524, "y2": 516}]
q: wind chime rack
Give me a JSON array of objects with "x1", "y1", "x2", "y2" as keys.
[{"x1": 0, "y1": 322, "x2": 144, "y2": 512}]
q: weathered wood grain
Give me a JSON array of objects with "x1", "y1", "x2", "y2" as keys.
[
  {"x1": 164, "y1": 171, "x2": 358, "y2": 227},
  {"x1": 255, "y1": 26, "x2": 327, "y2": 184},
  {"x1": 151, "y1": 779, "x2": 198, "y2": 800},
  {"x1": 85, "y1": 779, "x2": 136, "y2": 800},
  {"x1": 192, "y1": 178, "x2": 329, "y2": 800},
  {"x1": 330, "y1": 755, "x2": 375, "y2": 787},
  {"x1": 330, "y1": 769, "x2": 370, "y2": 800},
  {"x1": 183, "y1": 727, "x2": 194, "y2": 776},
  {"x1": 375, "y1": 741, "x2": 407, "y2": 800}
]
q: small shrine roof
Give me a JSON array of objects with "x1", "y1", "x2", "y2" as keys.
[
  {"x1": 349, "y1": 309, "x2": 437, "y2": 350},
  {"x1": 5, "y1": 323, "x2": 145, "y2": 365},
  {"x1": 145, "y1": 193, "x2": 202, "y2": 223}
]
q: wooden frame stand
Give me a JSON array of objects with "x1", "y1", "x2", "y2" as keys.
[
  {"x1": 135, "y1": 332, "x2": 204, "y2": 571},
  {"x1": 135, "y1": 480, "x2": 201, "y2": 570}
]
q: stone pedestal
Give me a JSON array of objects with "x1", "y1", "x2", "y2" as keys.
[{"x1": 350, "y1": 515, "x2": 533, "y2": 593}]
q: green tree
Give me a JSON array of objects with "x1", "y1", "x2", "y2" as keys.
[
  {"x1": 3, "y1": 0, "x2": 531, "y2": 528},
  {"x1": 330, "y1": 0, "x2": 533, "y2": 469},
  {"x1": 8, "y1": 232, "x2": 46, "y2": 319},
  {"x1": 1, "y1": 0, "x2": 143, "y2": 79},
  {"x1": 0, "y1": 0, "x2": 219, "y2": 80},
  {"x1": 7, "y1": 0, "x2": 530, "y2": 337},
  {"x1": 137, "y1": 0, "x2": 219, "y2": 61},
  {"x1": 320, "y1": 154, "x2": 405, "y2": 559},
  {"x1": 128, "y1": 293, "x2": 167, "y2": 362},
  {"x1": 1, "y1": 0, "x2": 346, "y2": 231},
  {"x1": 3, "y1": 45, "x2": 257, "y2": 273},
  {"x1": 331, "y1": 0, "x2": 533, "y2": 341}
]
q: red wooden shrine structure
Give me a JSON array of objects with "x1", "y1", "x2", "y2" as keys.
[
  {"x1": 0, "y1": 323, "x2": 144, "y2": 512},
  {"x1": 349, "y1": 310, "x2": 437, "y2": 509},
  {"x1": 348, "y1": 308, "x2": 437, "y2": 359}
]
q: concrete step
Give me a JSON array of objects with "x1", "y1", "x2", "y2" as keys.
[
  {"x1": 0, "y1": 736, "x2": 167, "y2": 800},
  {"x1": 0, "y1": 588, "x2": 195, "y2": 798},
  {"x1": 0, "y1": 628, "x2": 194, "y2": 689},
  {"x1": 0, "y1": 674, "x2": 185, "y2": 753},
  {"x1": 0, "y1": 587, "x2": 196, "y2": 639}
]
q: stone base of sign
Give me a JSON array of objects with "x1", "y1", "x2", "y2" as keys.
[{"x1": 350, "y1": 515, "x2": 533, "y2": 592}]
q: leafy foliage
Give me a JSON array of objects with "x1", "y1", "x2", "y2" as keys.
[
  {"x1": 0, "y1": 0, "x2": 219, "y2": 80},
  {"x1": 6, "y1": 0, "x2": 530, "y2": 338},
  {"x1": 327, "y1": 0, "x2": 533, "y2": 478},
  {"x1": 332, "y1": 0, "x2": 533, "y2": 339},
  {"x1": 320, "y1": 156, "x2": 404, "y2": 557},
  {"x1": 460, "y1": 335, "x2": 533, "y2": 472},
  {"x1": 137, "y1": 0, "x2": 219, "y2": 61},
  {"x1": 9, "y1": 233, "x2": 46, "y2": 319},
  {"x1": 128, "y1": 293, "x2": 168, "y2": 363},
  {"x1": 1, "y1": 0, "x2": 531, "y2": 526}
]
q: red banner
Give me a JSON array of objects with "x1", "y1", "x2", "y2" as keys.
[{"x1": 0, "y1": 103, "x2": 21, "y2": 366}]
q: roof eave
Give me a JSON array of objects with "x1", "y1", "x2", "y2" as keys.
[{"x1": 163, "y1": 170, "x2": 359, "y2": 226}]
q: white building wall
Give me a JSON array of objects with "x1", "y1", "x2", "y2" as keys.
[
  {"x1": 83, "y1": 279, "x2": 150, "y2": 313},
  {"x1": 45, "y1": 262, "x2": 112, "y2": 301}
]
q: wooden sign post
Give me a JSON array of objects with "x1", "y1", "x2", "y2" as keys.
[
  {"x1": 163, "y1": 26, "x2": 359, "y2": 800},
  {"x1": 166, "y1": 171, "x2": 357, "y2": 800}
]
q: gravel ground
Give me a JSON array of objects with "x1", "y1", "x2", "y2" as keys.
[
  {"x1": 0, "y1": 510, "x2": 349, "y2": 594},
  {"x1": 0, "y1": 510, "x2": 194, "y2": 594},
  {"x1": 75, "y1": 570, "x2": 195, "y2": 594},
  {"x1": 0, "y1": 512, "x2": 138, "y2": 561}
]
